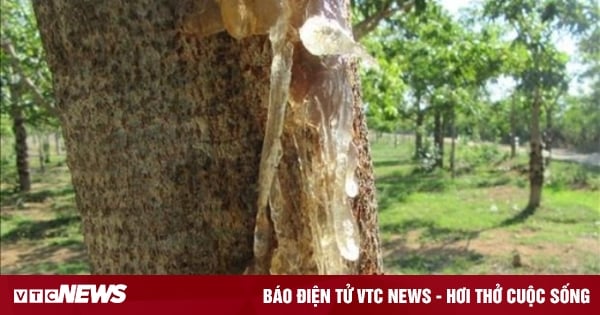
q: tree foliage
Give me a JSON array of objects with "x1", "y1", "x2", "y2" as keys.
[
  {"x1": 361, "y1": 1, "x2": 506, "y2": 163},
  {"x1": 351, "y1": 0, "x2": 426, "y2": 39},
  {"x1": 559, "y1": 17, "x2": 600, "y2": 152},
  {"x1": 1, "y1": 0, "x2": 55, "y2": 127}
]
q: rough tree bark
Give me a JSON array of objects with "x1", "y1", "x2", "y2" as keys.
[
  {"x1": 33, "y1": 0, "x2": 381, "y2": 274},
  {"x1": 528, "y1": 88, "x2": 543, "y2": 209},
  {"x1": 9, "y1": 84, "x2": 31, "y2": 192}
]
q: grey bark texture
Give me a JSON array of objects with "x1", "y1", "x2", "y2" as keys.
[
  {"x1": 33, "y1": 0, "x2": 381, "y2": 274},
  {"x1": 528, "y1": 88, "x2": 543, "y2": 209}
]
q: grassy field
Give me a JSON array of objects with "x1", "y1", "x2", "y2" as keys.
[
  {"x1": 1, "y1": 152, "x2": 88, "y2": 274},
  {"x1": 373, "y1": 136, "x2": 599, "y2": 274},
  {"x1": 0, "y1": 135, "x2": 599, "y2": 274}
]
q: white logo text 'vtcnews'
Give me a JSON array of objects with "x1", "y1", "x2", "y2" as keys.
[{"x1": 14, "y1": 284, "x2": 127, "y2": 303}]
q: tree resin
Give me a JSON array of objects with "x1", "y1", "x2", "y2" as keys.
[
  {"x1": 194, "y1": 0, "x2": 376, "y2": 273},
  {"x1": 294, "y1": 0, "x2": 376, "y2": 265}
]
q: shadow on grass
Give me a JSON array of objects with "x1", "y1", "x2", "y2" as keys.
[
  {"x1": 475, "y1": 176, "x2": 512, "y2": 188},
  {"x1": 2, "y1": 242, "x2": 89, "y2": 274},
  {"x1": 499, "y1": 205, "x2": 537, "y2": 227},
  {"x1": 377, "y1": 170, "x2": 448, "y2": 211},
  {"x1": 385, "y1": 245, "x2": 484, "y2": 274},
  {"x1": 0, "y1": 186, "x2": 74, "y2": 206},
  {"x1": 1, "y1": 215, "x2": 81, "y2": 243},
  {"x1": 24, "y1": 187, "x2": 74, "y2": 202},
  {"x1": 0, "y1": 187, "x2": 17, "y2": 205},
  {"x1": 373, "y1": 159, "x2": 411, "y2": 168},
  {"x1": 382, "y1": 219, "x2": 485, "y2": 273},
  {"x1": 382, "y1": 219, "x2": 481, "y2": 243},
  {"x1": 1, "y1": 214, "x2": 89, "y2": 274}
]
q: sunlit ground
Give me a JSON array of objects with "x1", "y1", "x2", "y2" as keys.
[{"x1": 1, "y1": 135, "x2": 599, "y2": 274}]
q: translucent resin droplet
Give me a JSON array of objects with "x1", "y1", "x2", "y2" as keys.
[
  {"x1": 253, "y1": 0, "x2": 293, "y2": 274},
  {"x1": 333, "y1": 205, "x2": 360, "y2": 261},
  {"x1": 345, "y1": 142, "x2": 359, "y2": 198},
  {"x1": 345, "y1": 172, "x2": 358, "y2": 198},
  {"x1": 332, "y1": 148, "x2": 360, "y2": 261},
  {"x1": 299, "y1": 15, "x2": 357, "y2": 56},
  {"x1": 218, "y1": 0, "x2": 282, "y2": 39},
  {"x1": 298, "y1": 15, "x2": 378, "y2": 68}
]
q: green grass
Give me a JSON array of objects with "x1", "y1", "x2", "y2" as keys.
[
  {"x1": 371, "y1": 137, "x2": 600, "y2": 274},
  {"x1": 1, "y1": 147, "x2": 89, "y2": 275},
  {"x1": 1, "y1": 134, "x2": 599, "y2": 274},
  {"x1": 13, "y1": 261, "x2": 89, "y2": 274}
]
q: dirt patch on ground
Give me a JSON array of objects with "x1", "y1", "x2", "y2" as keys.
[
  {"x1": 383, "y1": 226, "x2": 599, "y2": 274},
  {"x1": 1, "y1": 242, "x2": 87, "y2": 274},
  {"x1": 1, "y1": 195, "x2": 88, "y2": 274},
  {"x1": 486, "y1": 185, "x2": 527, "y2": 200},
  {"x1": 2, "y1": 204, "x2": 56, "y2": 222}
]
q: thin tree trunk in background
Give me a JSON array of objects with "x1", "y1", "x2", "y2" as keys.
[
  {"x1": 37, "y1": 133, "x2": 45, "y2": 173},
  {"x1": 37, "y1": 136, "x2": 46, "y2": 173},
  {"x1": 33, "y1": 0, "x2": 381, "y2": 274},
  {"x1": 43, "y1": 134, "x2": 51, "y2": 163},
  {"x1": 9, "y1": 84, "x2": 30, "y2": 192},
  {"x1": 414, "y1": 95, "x2": 423, "y2": 159},
  {"x1": 544, "y1": 106, "x2": 552, "y2": 166},
  {"x1": 55, "y1": 131, "x2": 61, "y2": 155},
  {"x1": 449, "y1": 108, "x2": 456, "y2": 178},
  {"x1": 415, "y1": 110, "x2": 423, "y2": 159},
  {"x1": 528, "y1": 88, "x2": 543, "y2": 209},
  {"x1": 510, "y1": 93, "x2": 517, "y2": 158},
  {"x1": 433, "y1": 109, "x2": 444, "y2": 168}
]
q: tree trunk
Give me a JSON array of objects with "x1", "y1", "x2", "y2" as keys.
[
  {"x1": 544, "y1": 106, "x2": 552, "y2": 166},
  {"x1": 433, "y1": 108, "x2": 444, "y2": 169},
  {"x1": 449, "y1": 108, "x2": 456, "y2": 178},
  {"x1": 528, "y1": 88, "x2": 543, "y2": 209},
  {"x1": 55, "y1": 131, "x2": 61, "y2": 155},
  {"x1": 33, "y1": 0, "x2": 381, "y2": 274},
  {"x1": 37, "y1": 133, "x2": 46, "y2": 173},
  {"x1": 43, "y1": 134, "x2": 51, "y2": 163},
  {"x1": 414, "y1": 95, "x2": 423, "y2": 159},
  {"x1": 9, "y1": 84, "x2": 31, "y2": 192},
  {"x1": 510, "y1": 93, "x2": 517, "y2": 158}
]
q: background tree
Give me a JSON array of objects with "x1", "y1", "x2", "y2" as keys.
[
  {"x1": 360, "y1": 29, "x2": 408, "y2": 144},
  {"x1": 558, "y1": 21, "x2": 600, "y2": 153},
  {"x1": 32, "y1": 0, "x2": 381, "y2": 274},
  {"x1": 1, "y1": 0, "x2": 55, "y2": 192},
  {"x1": 483, "y1": 0, "x2": 598, "y2": 209},
  {"x1": 361, "y1": 2, "x2": 504, "y2": 169},
  {"x1": 351, "y1": 0, "x2": 426, "y2": 39}
]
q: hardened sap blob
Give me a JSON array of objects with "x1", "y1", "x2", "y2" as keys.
[
  {"x1": 341, "y1": 216, "x2": 360, "y2": 260},
  {"x1": 333, "y1": 155, "x2": 360, "y2": 262},
  {"x1": 218, "y1": 0, "x2": 282, "y2": 39},
  {"x1": 345, "y1": 172, "x2": 359, "y2": 198},
  {"x1": 298, "y1": 15, "x2": 378, "y2": 68},
  {"x1": 344, "y1": 143, "x2": 359, "y2": 198},
  {"x1": 252, "y1": 0, "x2": 293, "y2": 274},
  {"x1": 332, "y1": 144, "x2": 360, "y2": 261},
  {"x1": 299, "y1": 15, "x2": 358, "y2": 56}
]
